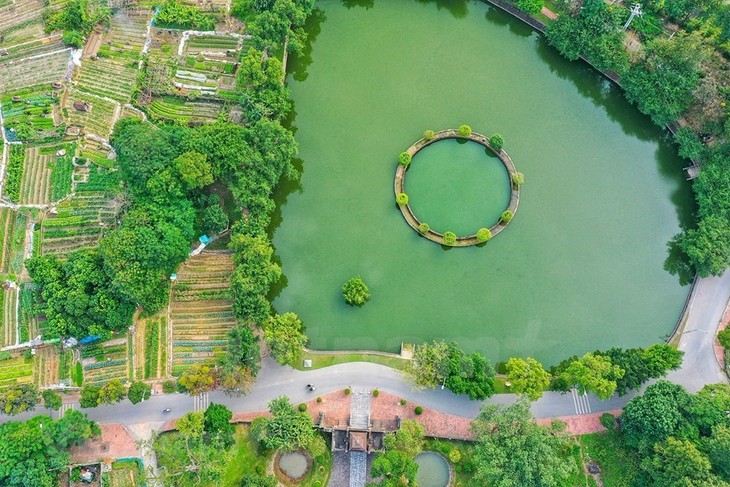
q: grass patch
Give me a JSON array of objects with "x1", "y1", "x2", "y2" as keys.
[
  {"x1": 72, "y1": 361, "x2": 83, "y2": 386},
  {"x1": 289, "y1": 350, "x2": 410, "y2": 371},
  {"x1": 579, "y1": 429, "x2": 640, "y2": 487}
]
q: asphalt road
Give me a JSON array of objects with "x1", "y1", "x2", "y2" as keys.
[{"x1": 2, "y1": 271, "x2": 729, "y2": 426}]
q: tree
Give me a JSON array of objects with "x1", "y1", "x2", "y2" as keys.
[
  {"x1": 639, "y1": 437, "x2": 718, "y2": 486},
  {"x1": 512, "y1": 172, "x2": 524, "y2": 185},
  {"x1": 199, "y1": 198, "x2": 229, "y2": 235},
  {"x1": 342, "y1": 276, "x2": 371, "y2": 306},
  {"x1": 79, "y1": 385, "x2": 100, "y2": 408},
  {"x1": 621, "y1": 381, "x2": 693, "y2": 451},
  {"x1": 423, "y1": 130, "x2": 435, "y2": 140},
  {"x1": 458, "y1": 125, "x2": 472, "y2": 136},
  {"x1": 230, "y1": 233, "x2": 282, "y2": 325},
  {"x1": 222, "y1": 325, "x2": 260, "y2": 389},
  {"x1": 263, "y1": 313, "x2": 307, "y2": 365},
  {"x1": 155, "y1": 0, "x2": 215, "y2": 29},
  {"x1": 501, "y1": 210, "x2": 513, "y2": 223},
  {"x1": 444, "y1": 345, "x2": 495, "y2": 400},
  {"x1": 179, "y1": 364, "x2": 216, "y2": 395},
  {"x1": 506, "y1": 357, "x2": 551, "y2": 401},
  {"x1": 471, "y1": 398, "x2": 577, "y2": 486},
  {"x1": 559, "y1": 352, "x2": 624, "y2": 400},
  {"x1": 489, "y1": 133, "x2": 505, "y2": 151},
  {"x1": 396, "y1": 192, "x2": 408, "y2": 206},
  {"x1": 399, "y1": 152, "x2": 411, "y2": 166},
  {"x1": 240, "y1": 475, "x2": 278, "y2": 487},
  {"x1": 443, "y1": 231, "x2": 457, "y2": 245},
  {"x1": 204, "y1": 403, "x2": 235, "y2": 446},
  {"x1": 418, "y1": 222, "x2": 430, "y2": 233},
  {"x1": 679, "y1": 215, "x2": 730, "y2": 277},
  {"x1": 705, "y1": 424, "x2": 730, "y2": 479},
  {"x1": 718, "y1": 328, "x2": 730, "y2": 349},
  {"x1": 407, "y1": 340, "x2": 451, "y2": 390},
  {"x1": 641, "y1": 344, "x2": 684, "y2": 377},
  {"x1": 174, "y1": 151, "x2": 213, "y2": 190},
  {"x1": 382, "y1": 420, "x2": 424, "y2": 458},
  {"x1": 369, "y1": 449, "x2": 419, "y2": 487},
  {"x1": 0, "y1": 384, "x2": 40, "y2": 415},
  {"x1": 98, "y1": 379, "x2": 126, "y2": 404},
  {"x1": 0, "y1": 411, "x2": 99, "y2": 487},
  {"x1": 251, "y1": 396, "x2": 315, "y2": 451},
  {"x1": 128, "y1": 381, "x2": 152, "y2": 404},
  {"x1": 476, "y1": 228, "x2": 492, "y2": 243},
  {"x1": 42, "y1": 390, "x2": 62, "y2": 411},
  {"x1": 517, "y1": 0, "x2": 543, "y2": 14}
]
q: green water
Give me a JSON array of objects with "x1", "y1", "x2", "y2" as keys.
[
  {"x1": 272, "y1": 0, "x2": 694, "y2": 365},
  {"x1": 406, "y1": 139, "x2": 511, "y2": 235}
]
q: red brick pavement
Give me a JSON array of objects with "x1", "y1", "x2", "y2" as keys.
[{"x1": 70, "y1": 424, "x2": 139, "y2": 465}]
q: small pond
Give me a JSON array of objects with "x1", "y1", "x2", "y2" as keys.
[
  {"x1": 278, "y1": 451, "x2": 308, "y2": 480},
  {"x1": 415, "y1": 451, "x2": 450, "y2": 487}
]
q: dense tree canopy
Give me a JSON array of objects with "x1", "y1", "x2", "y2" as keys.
[
  {"x1": 251, "y1": 396, "x2": 315, "y2": 451},
  {"x1": 0, "y1": 411, "x2": 99, "y2": 487},
  {"x1": 263, "y1": 312, "x2": 307, "y2": 365},
  {"x1": 506, "y1": 357, "x2": 551, "y2": 401}
]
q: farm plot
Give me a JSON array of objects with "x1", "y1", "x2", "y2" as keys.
[
  {"x1": 1, "y1": 86, "x2": 63, "y2": 143},
  {"x1": 78, "y1": 135, "x2": 116, "y2": 167},
  {"x1": 80, "y1": 341, "x2": 129, "y2": 386},
  {"x1": 105, "y1": 460, "x2": 144, "y2": 487},
  {"x1": 32, "y1": 346, "x2": 60, "y2": 387},
  {"x1": 172, "y1": 54, "x2": 238, "y2": 96},
  {"x1": 65, "y1": 90, "x2": 118, "y2": 138},
  {"x1": 0, "y1": 354, "x2": 33, "y2": 390},
  {"x1": 1, "y1": 286, "x2": 17, "y2": 347},
  {"x1": 170, "y1": 252, "x2": 235, "y2": 376},
  {"x1": 0, "y1": 211, "x2": 26, "y2": 275},
  {"x1": 38, "y1": 192, "x2": 119, "y2": 256},
  {"x1": 148, "y1": 97, "x2": 222, "y2": 124},
  {"x1": 0, "y1": 48, "x2": 70, "y2": 94},
  {"x1": 18, "y1": 145, "x2": 53, "y2": 204},
  {"x1": 185, "y1": 34, "x2": 239, "y2": 55},
  {"x1": 4, "y1": 143, "x2": 25, "y2": 201},
  {"x1": 0, "y1": 0, "x2": 46, "y2": 45},
  {"x1": 135, "y1": 314, "x2": 167, "y2": 380},
  {"x1": 1, "y1": 35, "x2": 65, "y2": 63}
]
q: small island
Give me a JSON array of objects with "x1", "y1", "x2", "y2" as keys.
[
  {"x1": 394, "y1": 128, "x2": 523, "y2": 247},
  {"x1": 342, "y1": 276, "x2": 371, "y2": 306}
]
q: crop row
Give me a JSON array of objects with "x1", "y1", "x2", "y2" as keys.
[
  {"x1": 4, "y1": 145, "x2": 25, "y2": 202},
  {"x1": 0, "y1": 49, "x2": 69, "y2": 94},
  {"x1": 18, "y1": 146, "x2": 52, "y2": 205},
  {"x1": 83, "y1": 359, "x2": 126, "y2": 371},
  {"x1": 49, "y1": 147, "x2": 73, "y2": 201}
]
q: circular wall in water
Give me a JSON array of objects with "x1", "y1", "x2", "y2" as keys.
[
  {"x1": 276, "y1": 451, "x2": 309, "y2": 481},
  {"x1": 415, "y1": 452, "x2": 451, "y2": 487}
]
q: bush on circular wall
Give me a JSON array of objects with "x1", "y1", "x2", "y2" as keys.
[
  {"x1": 396, "y1": 192, "x2": 409, "y2": 205},
  {"x1": 476, "y1": 228, "x2": 492, "y2": 242},
  {"x1": 443, "y1": 231, "x2": 457, "y2": 245},
  {"x1": 424, "y1": 129, "x2": 435, "y2": 140},
  {"x1": 501, "y1": 210, "x2": 513, "y2": 223},
  {"x1": 418, "y1": 222, "x2": 430, "y2": 234},
  {"x1": 489, "y1": 133, "x2": 505, "y2": 151},
  {"x1": 399, "y1": 152, "x2": 412, "y2": 166},
  {"x1": 458, "y1": 124, "x2": 472, "y2": 136},
  {"x1": 512, "y1": 171, "x2": 524, "y2": 185}
]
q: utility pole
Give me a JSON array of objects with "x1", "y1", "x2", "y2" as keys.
[{"x1": 623, "y1": 3, "x2": 643, "y2": 30}]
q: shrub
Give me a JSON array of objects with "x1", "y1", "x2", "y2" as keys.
[
  {"x1": 162, "y1": 380, "x2": 176, "y2": 393},
  {"x1": 400, "y1": 399, "x2": 407, "y2": 405},
  {"x1": 476, "y1": 228, "x2": 492, "y2": 243},
  {"x1": 255, "y1": 464, "x2": 264, "y2": 475},
  {"x1": 299, "y1": 403, "x2": 307, "y2": 412},
  {"x1": 449, "y1": 448, "x2": 462, "y2": 464},
  {"x1": 489, "y1": 133, "x2": 505, "y2": 151},
  {"x1": 414, "y1": 406, "x2": 423, "y2": 415},
  {"x1": 512, "y1": 172, "x2": 524, "y2": 185},
  {"x1": 372, "y1": 389, "x2": 379, "y2": 397},
  {"x1": 501, "y1": 210, "x2": 513, "y2": 223},
  {"x1": 316, "y1": 396, "x2": 322, "y2": 403},
  {"x1": 443, "y1": 231, "x2": 457, "y2": 245},
  {"x1": 399, "y1": 152, "x2": 412, "y2": 166},
  {"x1": 517, "y1": 0, "x2": 543, "y2": 14},
  {"x1": 423, "y1": 130, "x2": 435, "y2": 140},
  {"x1": 600, "y1": 412, "x2": 616, "y2": 430},
  {"x1": 458, "y1": 125, "x2": 472, "y2": 137},
  {"x1": 718, "y1": 328, "x2": 730, "y2": 349},
  {"x1": 342, "y1": 276, "x2": 371, "y2": 306},
  {"x1": 396, "y1": 192, "x2": 409, "y2": 206},
  {"x1": 344, "y1": 388, "x2": 351, "y2": 395},
  {"x1": 418, "y1": 222, "x2": 430, "y2": 234}
]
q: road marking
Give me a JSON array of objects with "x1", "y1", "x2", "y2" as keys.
[
  {"x1": 58, "y1": 403, "x2": 76, "y2": 418},
  {"x1": 571, "y1": 388, "x2": 591, "y2": 415},
  {"x1": 193, "y1": 392, "x2": 209, "y2": 412}
]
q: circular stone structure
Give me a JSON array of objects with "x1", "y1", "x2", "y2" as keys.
[
  {"x1": 276, "y1": 451, "x2": 309, "y2": 481},
  {"x1": 415, "y1": 452, "x2": 451, "y2": 487},
  {"x1": 394, "y1": 129, "x2": 520, "y2": 247}
]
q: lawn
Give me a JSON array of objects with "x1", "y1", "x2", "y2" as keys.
[
  {"x1": 290, "y1": 350, "x2": 411, "y2": 371},
  {"x1": 579, "y1": 429, "x2": 640, "y2": 487}
]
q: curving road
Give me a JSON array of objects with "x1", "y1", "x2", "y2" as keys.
[{"x1": 2, "y1": 272, "x2": 728, "y2": 427}]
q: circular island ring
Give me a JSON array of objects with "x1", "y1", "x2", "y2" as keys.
[{"x1": 394, "y1": 128, "x2": 522, "y2": 247}]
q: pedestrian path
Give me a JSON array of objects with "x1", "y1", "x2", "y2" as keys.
[
  {"x1": 58, "y1": 402, "x2": 76, "y2": 418},
  {"x1": 349, "y1": 388, "x2": 371, "y2": 487},
  {"x1": 193, "y1": 392, "x2": 209, "y2": 413},
  {"x1": 571, "y1": 388, "x2": 591, "y2": 414}
]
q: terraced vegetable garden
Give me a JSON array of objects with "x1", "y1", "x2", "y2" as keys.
[
  {"x1": 80, "y1": 341, "x2": 129, "y2": 386},
  {"x1": 1, "y1": 286, "x2": 17, "y2": 347},
  {"x1": 0, "y1": 211, "x2": 26, "y2": 275},
  {"x1": 0, "y1": 48, "x2": 70, "y2": 93},
  {"x1": 38, "y1": 192, "x2": 119, "y2": 256},
  {"x1": 170, "y1": 252, "x2": 235, "y2": 376},
  {"x1": 148, "y1": 97, "x2": 222, "y2": 124},
  {"x1": 0, "y1": 208, "x2": 18, "y2": 273},
  {"x1": 0, "y1": 354, "x2": 33, "y2": 390},
  {"x1": 1, "y1": 86, "x2": 62, "y2": 143},
  {"x1": 1, "y1": 35, "x2": 65, "y2": 62},
  {"x1": 18, "y1": 145, "x2": 53, "y2": 204},
  {"x1": 32, "y1": 346, "x2": 60, "y2": 387},
  {"x1": 136, "y1": 314, "x2": 167, "y2": 380},
  {"x1": 185, "y1": 34, "x2": 240, "y2": 54},
  {"x1": 65, "y1": 90, "x2": 118, "y2": 138},
  {"x1": 0, "y1": 0, "x2": 46, "y2": 45},
  {"x1": 4, "y1": 143, "x2": 25, "y2": 201}
]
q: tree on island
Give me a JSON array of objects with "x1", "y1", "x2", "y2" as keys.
[
  {"x1": 501, "y1": 210, "x2": 513, "y2": 223},
  {"x1": 396, "y1": 192, "x2": 409, "y2": 205},
  {"x1": 399, "y1": 152, "x2": 411, "y2": 166},
  {"x1": 489, "y1": 133, "x2": 505, "y2": 151},
  {"x1": 476, "y1": 228, "x2": 492, "y2": 243},
  {"x1": 443, "y1": 231, "x2": 457, "y2": 245},
  {"x1": 342, "y1": 276, "x2": 371, "y2": 306},
  {"x1": 458, "y1": 125, "x2": 472, "y2": 137}
]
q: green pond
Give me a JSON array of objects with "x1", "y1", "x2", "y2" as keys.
[
  {"x1": 406, "y1": 138, "x2": 511, "y2": 235},
  {"x1": 271, "y1": 0, "x2": 694, "y2": 365}
]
